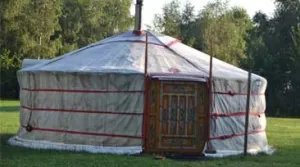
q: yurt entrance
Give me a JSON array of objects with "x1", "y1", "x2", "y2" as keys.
[{"x1": 145, "y1": 77, "x2": 208, "y2": 154}]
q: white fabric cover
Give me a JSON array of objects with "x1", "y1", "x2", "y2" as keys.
[
  {"x1": 22, "y1": 59, "x2": 49, "y2": 68},
  {"x1": 10, "y1": 31, "x2": 270, "y2": 156},
  {"x1": 8, "y1": 136, "x2": 142, "y2": 154}
]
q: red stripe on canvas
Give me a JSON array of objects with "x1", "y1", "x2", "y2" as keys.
[
  {"x1": 213, "y1": 91, "x2": 264, "y2": 96},
  {"x1": 209, "y1": 129, "x2": 265, "y2": 140},
  {"x1": 101, "y1": 39, "x2": 181, "y2": 48},
  {"x1": 130, "y1": 40, "x2": 165, "y2": 47},
  {"x1": 22, "y1": 106, "x2": 143, "y2": 116},
  {"x1": 166, "y1": 39, "x2": 181, "y2": 47},
  {"x1": 29, "y1": 127, "x2": 141, "y2": 139},
  {"x1": 101, "y1": 40, "x2": 165, "y2": 47},
  {"x1": 22, "y1": 88, "x2": 143, "y2": 94},
  {"x1": 149, "y1": 73, "x2": 207, "y2": 79},
  {"x1": 211, "y1": 112, "x2": 265, "y2": 117}
]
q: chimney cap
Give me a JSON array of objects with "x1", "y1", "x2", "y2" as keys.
[{"x1": 132, "y1": 30, "x2": 144, "y2": 36}]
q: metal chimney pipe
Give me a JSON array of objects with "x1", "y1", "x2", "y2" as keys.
[{"x1": 135, "y1": 0, "x2": 143, "y2": 31}]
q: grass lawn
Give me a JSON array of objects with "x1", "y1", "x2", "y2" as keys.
[{"x1": 0, "y1": 100, "x2": 300, "y2": 167}]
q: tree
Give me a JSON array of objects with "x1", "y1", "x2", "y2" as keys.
[
  {"x1": 244, "y1": 0, "x2": 300, "y2": 116},
  {"x1": 197, "y1": 0, "x2": 252, "y2": 65},
  {"x1": 288, "y1": 26, "x2": 300, "y2": 115},
  {"x1": 180, "y1": 1, "x2": 196, "y2": 46},
  {"x1": 153, "y1": 0, "x2": 181, "y2": 38},
  {"x1": 0, "y1": 0, "x2": 30, "y2": 59},
  {"x1": 0, "y1": 0, "x2": 30, "y2": 98},
  {"x1": 21, "y1": 0, "x2": 62, "y2": 59},
  {"x1": 59, "y1": 0, "x2": 83, "y2": 53},
  {"x1": 153, "y1": 0, "x2": 197, "y2": 46},
  {"x1": 0, "y1": 0, "x2": 134, "y2": 98},
  {"x1": 59, "y1": 0, "x2": 133, "y2": 53}
]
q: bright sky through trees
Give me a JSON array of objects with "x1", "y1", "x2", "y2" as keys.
[{"x1": 130, "y1": 0, "x2": 276, "y2": 29}]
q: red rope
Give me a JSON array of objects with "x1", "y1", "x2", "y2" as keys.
[
  {"x1": 149, "y1": 73, "x2": 207, "y2": 78},
  {"x1": 22, "y1": 106, "x2": 143, "y2": 116},
  {"x1": 209, "y1": 129, "x2": 265, "y2": 140},
  {"x1": 166, "y1": 39, "x2": 181, "y2": 47},
  {"x1": 211, "y1": 112, "x2": 264, "y2": 117},
  {"x1": 102, "y1": 40, "x2": 166, "y2": 47},
  {"x1": 22, "y1": 88, "x2": 143, "y2": 94},
  {"x1": 100, "y1": 39, "x2": 181, "y2": 48},
  {"x1": 29, "y1": 127, "x2": 142, "y2": 139},
  {"x1": 127, "y1": 40, "x2": 164, "y2": 47},
  {"x1": 213, "y1": 91, "x2": 263, "y2": 96}
]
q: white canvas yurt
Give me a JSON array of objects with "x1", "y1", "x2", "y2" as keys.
[
  {"x1": 8, "y1": 29, "x2": 272, "y2": 157},
  {"x1": 8, "y1": 0, "x2": 273, "y2": 157}
]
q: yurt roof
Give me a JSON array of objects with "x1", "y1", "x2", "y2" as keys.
[{"x1": 21, "y1": 31, "x2": 265, "y2": 81}]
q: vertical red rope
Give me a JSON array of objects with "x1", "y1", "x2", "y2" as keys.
[{"x1": 142, "y1": 32, "x2": 149, "y2": 152}]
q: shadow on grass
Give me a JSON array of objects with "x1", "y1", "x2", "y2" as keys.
[
  {"x1": 0, "y1": 106, "x2": 19, "y2": 112},
  {"x1": 163, "y1": 154, "x2": 209, "y2": 161}
]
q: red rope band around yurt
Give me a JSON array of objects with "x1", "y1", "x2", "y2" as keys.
[
  {"x1": 20, "y1": 126, "x2": 142, "y2": 139},
  {"x1": 209, "y1": 129, "x2": 265, "y2": 140},
  {"x1": 210, "y1": 112, "x2": 265, "y2": 117},
  {"x1": 213, "y1": 91, "x2": 264, "y2": 96},
  {"x1": 22, "y1": 88, "x2": 143, "y2": 94},
  {"x1": 21, "y1": 106, "x2": 143, "y2": 116}
]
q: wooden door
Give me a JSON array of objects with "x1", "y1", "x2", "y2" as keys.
[{"x1": 146, "y1": 79, "x2": 207, "y2": 154}]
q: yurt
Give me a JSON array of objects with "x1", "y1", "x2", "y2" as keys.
[{"x1": 8, "y1": 1, "x2": 273, "y2": 157}]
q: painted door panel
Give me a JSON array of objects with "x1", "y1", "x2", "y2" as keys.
[{"x1": 146, "y1": 79, "x2": 207, "y2": 154}]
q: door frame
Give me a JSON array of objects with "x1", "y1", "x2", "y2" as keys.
[{"x1": 143, "y1": 75, "x2": 209, "y2": 154}]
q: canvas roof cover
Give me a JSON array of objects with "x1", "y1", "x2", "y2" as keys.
[{"x1": 21, "y1": 31, "x2": 265, "y2": 81}]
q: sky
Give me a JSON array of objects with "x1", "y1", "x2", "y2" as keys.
[{"x1": 130, "y1": 0, "x2": 276, "y2": 29}]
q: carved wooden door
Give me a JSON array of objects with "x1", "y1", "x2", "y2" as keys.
[{"x1": 146, "y1": 79, "x2": 207, "y2": 154}]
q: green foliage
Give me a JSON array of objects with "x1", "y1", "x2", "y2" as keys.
[
  {"x1": 0, "y1": 0, "x2": 29, "y2": 98},
  {"x1": 153, "y1": 0, "x2": 181, "y2": 38},
  {"x1": 21, "y1": 0, "x2": 62, "y2": 59},
  {"x1": 0, "y1": 0, "x2": 133, "y2": 99},
  {"x1": 180, "y1": 1, "x2": 197, "y2": 46},
  {"x1": 242, "y1": 0, "x2": 300, "y2": 116},
  {"x1": 0, "y1": 50, "x2": 20, "y2": 70},
  {"x1": 59, "y1": 0, "x2": 133, "y2": 53},
  {"x1": 154, "y1": 0, "x2": 252, "y2": 66},
  {"x1": 0, "y1": 50, "x2": 21, "y2": 98},
  {"x1": 197, "y1": 1, "x2": 252, "y2": 65}
]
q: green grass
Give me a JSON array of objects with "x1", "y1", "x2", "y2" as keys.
[{"x1": 0, "y1": 100, "x2": 300, "y2": 167}]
